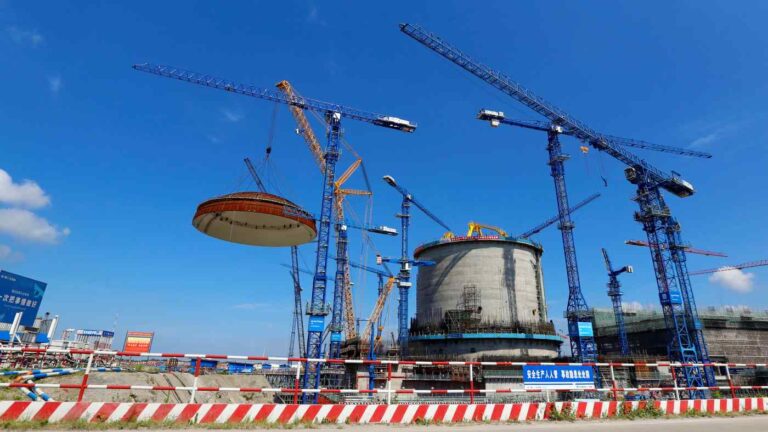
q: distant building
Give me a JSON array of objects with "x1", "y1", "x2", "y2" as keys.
[
  {"x1": 590, "y1": 306, "x2": 768, "y2": 364},
  {"x1": 60, "y1": 328, "x2": 115, "y2": 350}
]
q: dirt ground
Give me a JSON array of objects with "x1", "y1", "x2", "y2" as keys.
[{"x1": 37, "y1": 371, "x2": 275, "y2": 403}]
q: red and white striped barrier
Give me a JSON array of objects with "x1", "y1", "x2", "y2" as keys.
[
  {"x1": 2, "y1": 346, "x2": 767, "y2": 368},
  {"x1": 0, "y1": 398, "x2": 765, "y2": 424}
]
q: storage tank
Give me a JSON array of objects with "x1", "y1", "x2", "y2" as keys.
[{"x1": 409, "y1": 236, "x2": 561, "y2": 360}]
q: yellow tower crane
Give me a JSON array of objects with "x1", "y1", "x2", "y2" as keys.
[{"x1": 276, "y1": 80, "x2": 370, "y2": 341}]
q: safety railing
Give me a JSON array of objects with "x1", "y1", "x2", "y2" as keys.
[{"x1": 1, "y1": 346, "x2": 767, "y2": 404}]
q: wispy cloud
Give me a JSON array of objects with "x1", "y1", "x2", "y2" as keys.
[
  {"x1": 6, "y1": 26, "x2": 44, "y2": 47},
  {"x1": 0, "y1": 244, "x2": 23, "y2": 262},
  {"x1": 207, "y1": 135, "x2": 221, "y2": 144},
  {"x1": 689, "y1": 132, "x2": 720, "y2": 148},
  {"x1": 306, "y1": 5, "x2": 326, "y2": 26},
  {"x1": 0, "y1": 169, "x2": 51, "y2": 209},
  {"x1": 708, "y1": 269, "x2": 755, "y2": 293},
  {"x1": 48, "y1": 75, "x2": 62, "y2": 94},
  {"x1": 233, "y1": 302, "x2": 269, "y2": 310},
  {"x1": 221, "y1": 109, "x2": 244, "y2": 123}
]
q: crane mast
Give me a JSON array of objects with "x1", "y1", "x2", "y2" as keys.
[
  {"x1": 601, "y1": 248, "x2": 632, "y2": 357},
  {"x1": 399, "y1": 24, "x2": 714, "y2": 389},
  {"x1": 133, "y1": 63, "x2": 416, "y2": 398},
  {"x1": 382, "y1": 175, "x2": 452, "y2": 355},
  {"x1": 276, "y1": 81, "x2": 373, "y2": 357}
]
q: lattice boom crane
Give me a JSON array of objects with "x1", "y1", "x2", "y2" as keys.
[
  {"x1": 133, "y1": 63, "x2": 416, "y2": 397},
  {"x1": 399, "y1": 23, "x2": 714, "y2": 389},
  {"x1": 381, "y1": 174, "x2": 451, "y2": 355}
]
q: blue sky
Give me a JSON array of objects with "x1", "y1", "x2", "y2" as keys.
[{"x1": 1, "y1": 1, "x2": 766, "y2": 354}]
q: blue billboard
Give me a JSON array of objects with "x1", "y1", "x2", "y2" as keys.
[
  {"x1": 523, "y1": 365, "x2": 595, "y2": 390},
  {"x1": 0, "y1": 271, "x2": 46, "y2": 327}
]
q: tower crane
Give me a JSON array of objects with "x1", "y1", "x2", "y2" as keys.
[
  {"x1": 688, "y1": 260, "x2": 768, "y2": 276},
  {"x1": 244, "y1": 158, "x2": 306, "y2": 358},
  {"x1": 625, "y1": 240, "x2": 727, "y2": 258},
  {"x1": 346, "y1": 260, "x2": 394, "y2": 391},
  {"x1": 601, "y1": 248, "x2": 633, "y2": 357},
  {"x1": 399, "y1": 24, "x2": 715, "y2": 389},
  {"x1": 133, "y1": 63, "x2": 416, "y2": 396},
  {"x1": 380, "y1": 174, "x2": 451, "y2": 354},
  {"x1": 476, "y1": 113, "x2": 713, "y2": 159},
  {"x1": 276, "y1": 80, "x2": 374, "y2": 358}
]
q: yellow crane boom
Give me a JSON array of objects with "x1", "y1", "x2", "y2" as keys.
[
  {"x1": 361, "y1": 277, "x2": 396, "y2": 344},
  {"x1": 276, "y1": 79, "x2": 370, "y2": 340}
]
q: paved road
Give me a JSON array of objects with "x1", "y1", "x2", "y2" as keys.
[{"x1": 89, "y1": 414, "x2": 768, "y2": 431}]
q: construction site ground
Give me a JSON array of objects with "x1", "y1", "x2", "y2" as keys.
[{"x1": 2, "y1": 372, "x2": 274, "y2": 403}]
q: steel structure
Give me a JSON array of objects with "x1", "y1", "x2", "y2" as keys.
[
  {"x1": 347, "y1": 260, "x2": 394, "y2": 390},
  {"x1": 688, "y1": 259, "x2": 768, "y2": 276},
  {"x1": 276, "y1": 80, "x2": 373, "y2": 357},
  {"x1": 516, "y1": 193, "x2": 601, "y2": 239},
  {"x1": 625, "y1": 240, "x2": 727, "y2": 258},
  {"x1": 133, "y1": 63, "x2": 415, "y2": 397},
  {"x1": 399, "y1": 23, "x2": 715, "y2": 389},
  {"x1": 601, "y1": 248, "x2": 633, "y2": 357},
  {"x1": 380, "y1": 175, "x2": 451, "y2": 354}
]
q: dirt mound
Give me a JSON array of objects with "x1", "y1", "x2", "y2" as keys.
[{"x1": 39, "y1": 371, "x2": 274, "y2": 403}]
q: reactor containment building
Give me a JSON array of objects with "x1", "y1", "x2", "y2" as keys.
[{"x1": 409, "y1": 235, "x2": 561, "y2": 360}]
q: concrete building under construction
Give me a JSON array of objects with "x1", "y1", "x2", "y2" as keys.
[
  {"x1": 408, "y1": 235, "x2": 561, "y2": 360},
  {"x1": 591, "y1": 306, "x2": 768, "y2": 364}
]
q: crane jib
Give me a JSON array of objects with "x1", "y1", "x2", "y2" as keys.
[
  {"x1": 399, "y1": 24, "x2": 695, "y2": 198},
  {"x1": 132, "y1": 63, "x2": 417, "y2": 133}
]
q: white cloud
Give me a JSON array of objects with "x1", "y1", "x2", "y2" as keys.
[
  {"x1": 708, "y1": 269, "x2": 755, "y2": 293},
  {"x1": 221, "y1": 109, "x2": 244, "y2": 123},
  {"x1": 0, "y1": 244, "x2": 22, "y2": 262},
  {"x1": 0, "y1": 169, "x2": 51, "y2": 209},
  {"x1": 207, "y1": 135, "x2": 221, "y2": 144},
  {"x1": 0, "y1": 208, "x2": 70, "y2": 244},
  {"x1": 6, "y1": 26, "x2": 44, "y2": 47},
  {"x1": 48, "y1": 75, "x2": 62, "y2": 94}
]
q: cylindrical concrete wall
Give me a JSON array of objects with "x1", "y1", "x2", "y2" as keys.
[
  {"x1": 414, "y1": 238, "x2": 547, "y2": 328},
  {"x1": 410, "y1": 237, "x2": 559, "y2": 360}
]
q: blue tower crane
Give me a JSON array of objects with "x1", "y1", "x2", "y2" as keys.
[
  {"x1": 601, "y1": 248, "x2": 633, "y2": 357},
  {"x1": 380, "y1": 174, "x2": 450, "y2": 355},
  {"x1": 346, "y1": 260, "x2": 394, "y2": 391},
  {"x1": 399, "y1": 24, "x2": 715, "y2": 390},
  {"x1": 134, "y1": 63, "x2": 416, "y2": 397}
]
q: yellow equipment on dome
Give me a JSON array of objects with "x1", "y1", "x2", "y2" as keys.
[{"x1": 466, "y1": 221, "x2": 508, "y2": 238}]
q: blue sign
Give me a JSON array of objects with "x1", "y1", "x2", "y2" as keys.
[
  {"x1": 577, "y1": 322, "x2": 594, "y2": 337},
  {"x1": 669, "y1": 290, "x2": 683, "y2": 305},
  {"x1": 228, "y1": 362, "x2": 254, "y2": 374},
  {"x1": 330, "y1": 332, "x2": 341, "y2": 342},
  {"x1": 308, "y1": 316, "x2": 324, "y2": 332},
  {"x1": 523, "y1": 365, "x2": 595, "y2": 390},
  {"x1": 0, "y1": 271, "x2": 46, "y2": 327}
]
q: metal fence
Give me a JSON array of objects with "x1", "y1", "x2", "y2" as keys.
[{"x1": 1, "y1": 346, "x2": 767, "y2": 404}]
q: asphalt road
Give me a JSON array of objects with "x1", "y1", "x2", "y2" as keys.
[{"x1": 88, "y1": 414, "x2": 768, "y2": 431}]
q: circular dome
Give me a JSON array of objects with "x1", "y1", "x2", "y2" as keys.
[{"x1": 192, "y1": 192, "x2": 317, "y2": 247}]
